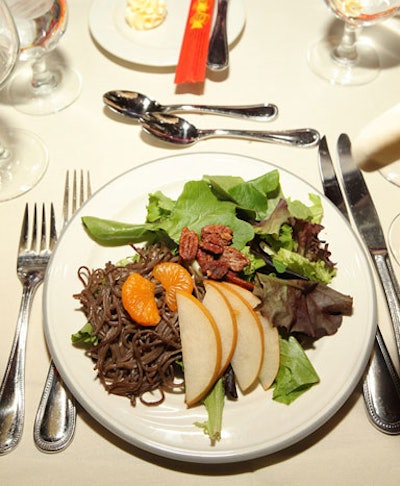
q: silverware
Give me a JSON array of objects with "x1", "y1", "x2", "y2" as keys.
[
  {"x1": 139, "y1": 112, "x2": 320, "y2": 147},
  {"x1": 0, "y1": 204, "x2": 56, "y2": 454},
  {"x1": 337, "y1": 133, "x2": 400, "y2": 360},
  {"x1": 33, "y1": 170, "x2": 92, "y2": 453},
  {"x1": 207, "y1": 0, "x2": 229, "y2": 71},
  {"x1": 103, "y1": 90, "x2": 279, "y2": 121},
  {"x1": 319, "y1": 136, "x2": 400, "y2": 434}
]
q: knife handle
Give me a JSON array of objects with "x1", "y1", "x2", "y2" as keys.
[{"x1": 373, "y1": 252, "x2": 400, "y2": 359}]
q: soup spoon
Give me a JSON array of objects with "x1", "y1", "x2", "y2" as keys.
[
  {"x1": 139, "y1": 113, "x2": 320, "y2": 148},
  {"x1": 103, "y1": 90, "x2": 278, "y2": 121}
]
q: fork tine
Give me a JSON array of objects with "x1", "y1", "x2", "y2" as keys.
[
  {"x1": 31, "y1": 204, "x2": 38, "y2": 252},
  {"x1": 63, "y1": 171, "x2": 69, "y2": 225},
  {"x1": 19, "y1": 204, "x2": 29, "y2": 253},
  {"x1": 72, "y1": 170, "x2": 77, "y2": 215},
  {"x1": 63, "y1": 170, "x2": 91, "y2": 227},
  {"x1": 49, "y1": 203, "x2": 57, "y2": 251},
  {"x1": 85, "y1": 170, "x2": 92, "y2": 199},
  {"x1": 40, "y1": 204, "x2": 46, "y2": 252}
]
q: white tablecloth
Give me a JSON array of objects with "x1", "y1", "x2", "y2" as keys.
[{"x1": 1, "y1": 1, "x2": 399, "y2": 484}]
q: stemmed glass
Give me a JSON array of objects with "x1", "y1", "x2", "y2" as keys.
[
  {"x1": 308, "y1": 0, "x2": 400, "y2": 86},
  {"x1": 7, "y1": 0, "x2": 81, "y2": 115},
  {"x1": 0, "y1": 0, "x2": 48, "y2": 202}
]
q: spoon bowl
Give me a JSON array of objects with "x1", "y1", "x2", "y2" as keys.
[
  {"x1": 139, "y1": 113, "x2": 320, "y2": 148},
  {"x1": 103, "y1": 90, "x2": 278, "y2": 121}
]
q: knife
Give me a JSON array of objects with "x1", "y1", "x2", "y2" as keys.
[
  {"x1": 319, "y1": 135, "x2": 400, "y2": 434},
  {"x1": 337, "y1": 133, "x2": 400, "y2": 360}
]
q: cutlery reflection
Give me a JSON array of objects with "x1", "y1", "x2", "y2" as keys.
[
  {"x1": 103, "y1": 90, "x2": 279, "y2": 121},
  {"x1": 318, "y1": 136, "x2": 400, "y2": 434},
  {"x1": 34, "y1": 170, "x2": 92, "y2": 453},
  {"x1": 207, "y1": 0, "x2": 229, "y2": 71},
  {"x1": 139, "y1": 112, "x2": 320, "y2": 148}
]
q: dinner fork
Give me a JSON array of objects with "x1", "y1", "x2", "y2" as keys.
[
  {"x1": 0, "y1": 204, "x2": 56, "y2": 455},
  {"x1": 34, "y1": 170, "x2": 92, "y2": 453}
]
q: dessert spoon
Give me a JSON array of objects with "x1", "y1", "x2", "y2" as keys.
[
  {"x1": 139, "y1": 113, "x2": 320, "y2": 148},
  {"x1": 103, "y1": 90, "x2": 278, "y2": 121}
]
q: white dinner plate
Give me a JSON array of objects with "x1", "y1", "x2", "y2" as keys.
[
  {"x1": 89, "y1": 0, "x2": 246, "y2": 66},
  {"x1": 43, "y1": 152, "x2": 376, "y2": 464}
]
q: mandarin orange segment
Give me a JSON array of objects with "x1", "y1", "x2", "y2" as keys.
[
  {"x1": 121, "y1": 272, "x2": 160, "y2": 326},
  {"x1": 153, "y1": 262, "x2": 194, "y2": 312}
]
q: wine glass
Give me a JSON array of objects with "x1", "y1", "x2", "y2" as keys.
[
  {"x1": 0, "y1": 0, "x2": 48, "y2": 202},
  {"x1": 308, "y1": 0, "x2": 400, "y2": 86},
  {"x1": 7, "y1": 0, "x2": 81, "y2": 115}
]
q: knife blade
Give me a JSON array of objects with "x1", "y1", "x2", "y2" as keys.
[
  {"x1": 337, "y1": 133, "x2": 400, "y2": 360},
  {"x1": 319, "y1": 135, "x2": 400, "y2": 434}
]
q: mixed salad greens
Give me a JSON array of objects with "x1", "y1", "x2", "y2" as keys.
[{"x1": 74, "y1": 169, "x2": 353, "y2": 443}]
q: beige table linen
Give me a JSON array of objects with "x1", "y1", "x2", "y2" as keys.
[{"x1": 1, "y1": 1, "x2": 400, "y2": 484}]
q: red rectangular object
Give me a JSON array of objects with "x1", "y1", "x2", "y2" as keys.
[{"x1": 174, "y1": 0, "x2": 215, "y2": 84}]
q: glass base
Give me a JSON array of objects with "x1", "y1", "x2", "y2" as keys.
[
  {"x1": 9, "y1": 60, "x2": 82, "y2": 116},
  {"x1": 379, "y1": 160, "x2": 400, "y2": 187},
  {"x1": 308, "y1": 36, "x2": 380, "y2": 86},
  {"x1": 0, "y1": 129, "x2": 48, "y2": 202}
]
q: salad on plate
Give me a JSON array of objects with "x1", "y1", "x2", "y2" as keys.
[{"x1": 72, "y1": 169, "x2": 353, "y2": 444}]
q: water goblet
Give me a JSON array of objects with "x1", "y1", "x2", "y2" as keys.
[
  {"x1": 0, "y1": 0, "x2": 48, "y2": 202},
  {"x1": 308, "y1": 0, "x2": 400, "y2": 86},
  {"x1": 7, "y1": 0, "x2": 81, "y2": 115}
]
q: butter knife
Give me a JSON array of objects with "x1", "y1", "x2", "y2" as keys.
[
  {"x1": 319, "y1": 136, "x2": 400, "y2": 434},
  {"x1": 207, "y1": 0, "x2": 229, "y2": 71},
  {"x1": 337, "y1": 133, "x2": 400, "y2": 360}
]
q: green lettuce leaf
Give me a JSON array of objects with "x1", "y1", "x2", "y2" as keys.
[
  {"x1": 273, "y1": 336, "x2": 320, "y2": 404},
  {"x1": 194, "y1": 378, "x2": 225, "y2": 444},
  {"x1": 71, "y1": 322, "x2": 98, "y2": 346}
]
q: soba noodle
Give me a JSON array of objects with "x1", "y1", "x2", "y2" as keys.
[{"x1": 74, "y1": 243, "x2": 186, "y2": 406}]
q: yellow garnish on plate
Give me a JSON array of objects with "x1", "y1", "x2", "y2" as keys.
[{"x1": 125, "y1": 0, "x2": 167, "y2": 30}]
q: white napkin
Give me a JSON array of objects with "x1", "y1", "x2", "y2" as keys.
[{"x1": 353, "y1": 103, "x2": 400, "y2": 171}]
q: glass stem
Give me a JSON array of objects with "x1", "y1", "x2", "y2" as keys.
[
  {"x1": 31, "y1": 57, "x2": 57, "y2": 92},
  {"x1": 333, "y1": 23, "x2": 360, "y2": 64}
]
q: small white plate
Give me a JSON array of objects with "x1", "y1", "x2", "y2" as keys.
[
  {"x1": 43, "y1": 152, "x2": 376, "y2": 463},
  {"x1": 89, "y1": 0, "x2": 246, "y2": 66}
]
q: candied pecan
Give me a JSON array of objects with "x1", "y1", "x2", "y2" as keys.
[
  {"x1": 220, "y1": 247, "x2": 250, "y2": 272},
  {"x1": 225, "y1": 271, "x2": 255, "y2": 291},
  {"x1": 196, "y1": 248, "x2": 229, "y2": 280},
  {"x1": 179, "y1": 227, "x2": 198, "y2": 261},
  {"x1": 199, "y1": 239, "x2": 224, "y2": 255},
  {"x1": 201, "y1": 225, "x2": 233, "y2": 245}
]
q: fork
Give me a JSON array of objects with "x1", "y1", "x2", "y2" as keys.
[
  {"x1": 0, "y1": 204, "x2": 57, "y2": 455},
  {"x1": 33, "y1": 170, "x2": 92, "y2": 453}
]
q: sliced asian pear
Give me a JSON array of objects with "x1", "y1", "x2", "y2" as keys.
[
  {"x1": 176, "y1": 291, "x2": 222, "y2": 407},
  {"x1": 203, "y1": 281, "x2": 238, "y2": 376},
  {"x1": 257, "y1": 312, "x2": 280, "y2": 390},
  {"x1": 221, "y1": 282, "x2": 261, "y2": 309},
  {"x1": 208, "y1": 281, "x2": 264, "y2": 393}
]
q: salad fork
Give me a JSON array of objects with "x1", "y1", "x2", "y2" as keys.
[
  {"x1": 34, "y1": 170, "x2": 92, "y2": 453},
  {"x1": 0, "y1": 204, "x2": 56, "y2": 455}
]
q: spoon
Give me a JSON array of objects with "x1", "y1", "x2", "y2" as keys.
[
  {"x1": 103, "y1": 90, "x2": 278, "y2": 121},
  {"x1": 139, "y1": 113, "x2": 320, "y2": 148},
  {"x1": 207, "y1": 0, "x2": 229, "y2": 71}
]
